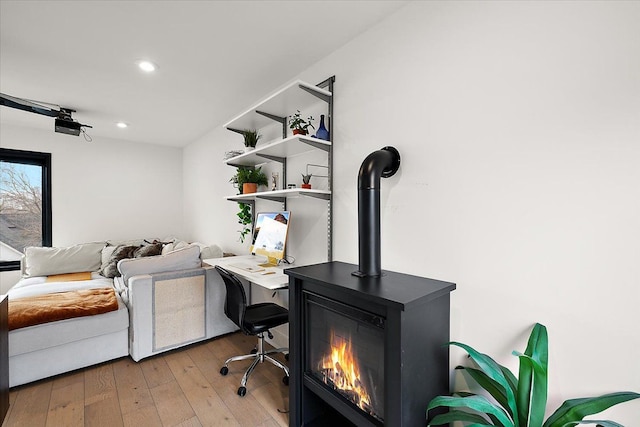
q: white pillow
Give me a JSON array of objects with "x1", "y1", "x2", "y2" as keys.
[
  {"x1": 100, "y1": 245, "x2": 118, "y2": 272},
  {"x1": 24, "y1": 242, "x2": 105, "y2": 277},
  {"x1": 191, "y1": 242, "x2": 223, "y2": 260},
  {"x1": 117, "y1": 245, "x2": 201, "y2": 284}
]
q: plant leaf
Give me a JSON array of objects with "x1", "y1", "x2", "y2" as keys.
[
  {"x1": 515, "y1": 323, "x2": 548, "y2": 427},
  {"x1": 460, "y1": 365, "x2": 512, "y2": 416},
  {"x1": 450, "y1": 342, "x2": 518, "y2": 425},
  {"x1": 543, "y1": 392, "x2": 640, "y2": 427},
  {"x1": 501, "y1": 365, "x2": 519, "y2": 398},
  {"x1": 558, "y1": 421, "x2": 625, "y2": 427},
  {"x1": 427, "y1": 394, "x2": 514, "y2": 427},
  {"x1": 427, "y1": 409, "x2": 492, "y2": 426}
]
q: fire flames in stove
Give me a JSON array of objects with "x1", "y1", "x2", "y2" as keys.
[{"x1": 318, "y1": 331, "x2": 378, "y2": 418}]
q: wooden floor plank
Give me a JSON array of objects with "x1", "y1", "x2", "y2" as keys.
[
  {"x1": 174, "y1": 416, "x2": 203, "y2": 427},
  {"x1": 121, "y1": 404, "x2": 163, "y2": 427},
  {"x1": 46, "y1": 375, "x2": 84, "y2": 427},
  {"x1": 83, "y1": 364, "x2": 123, "y2": 427},
  {"x1": 164, "y1": 351, "x2": 239, "y2": 426},
  {"x1": 4, "y1": 380, "x2": 52, "y2": 427},
  {"x1": 149, "y1": 380, "x2": 196, "y2": 426},
  {"x1": 4, "y1": 333, "x2": 290, "y2": 427},
  {"x1": 112, "y1": 358, "x2": 156, "y2": 415},
  {"x1": 187, "y1": 343, "x2": 273, "y2": 426},
  {"x1": 250, "y1": 382, "x2": 289, "y2": 427},
  {"x1": 139, "y1": 355, "x2": 175, "y2": 389}
]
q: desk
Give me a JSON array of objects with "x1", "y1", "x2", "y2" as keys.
[{"x1": 203, "y1": 255, "x2": 289, "y2": 290}]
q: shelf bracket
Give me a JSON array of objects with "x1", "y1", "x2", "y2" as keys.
[
  {"x1": 255, "y1": 111, "x2": 286, "y2": 126},
  {"x1": 300, "y1": 139, "x2": 330, "y2": 152},
  {"x1": 256, "y1": 195, "x2": 286, "y2": 203},
  {"x1": 226, "y1": 161, "x2": 248, "y2": 168},
  {"x1": 256, "y1": 154, "x2": 286, "y2": 164},
  {"x1": 256, "y1": 110, "x2": 287, "y2": 139},
  {"x1": 299, "y1": 84, "x2": 331, "y2": 103},
  {"x1": 300, "y1": 192, "x2": 331, "y2": 201},
  {"x1": 226, "y1": 127, "x2": 246, "y2": 135},
  {"x1": 228, "y1": 197, "x2": 252, "y2": 203}
]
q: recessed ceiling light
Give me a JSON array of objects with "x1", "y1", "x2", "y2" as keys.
[
  {"x1": 116, "y1": 122, "x2": 128, "y2": 128},
  {"x1": 136, "y1": 60, "x2": 157, "y2": 73}
]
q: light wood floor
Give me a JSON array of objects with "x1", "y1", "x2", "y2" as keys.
[{"x1": 2, "y1": 332, "x2": 290, "y2": 427}]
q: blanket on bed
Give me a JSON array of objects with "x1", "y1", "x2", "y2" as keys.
[{"x1": 8, "y1": 287, "x2": 118, "y2": 331}]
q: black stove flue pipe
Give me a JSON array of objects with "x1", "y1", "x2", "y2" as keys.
[{"x1": 352, "y1": 146, "x2": 401, "y2": 278}]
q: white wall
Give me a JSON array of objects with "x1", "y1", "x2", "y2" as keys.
[
  {"x1": 184, "y1": 1, "x2": 639, "y2": 423},
  {"x1": 1, "y1": 123, "x2": 184, "y2": 291}
]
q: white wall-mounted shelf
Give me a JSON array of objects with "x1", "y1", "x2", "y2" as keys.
[
  {"x1": 225, "y1": 135, "x2": 331, "y2": 167},
  {"x1": 226, "y1": 188, "x2": 331, "y2": 202},
  {"x1": 224, "y1": 80, "x2": 332, "y2": 131}
]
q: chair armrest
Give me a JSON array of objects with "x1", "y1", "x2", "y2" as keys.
[{"x1": 127, "y1": 267, "x2": 206, "y2": 361}]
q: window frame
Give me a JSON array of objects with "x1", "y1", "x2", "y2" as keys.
[{"x1": 0, "y1": 148, "x2": 52, "y2": 272}]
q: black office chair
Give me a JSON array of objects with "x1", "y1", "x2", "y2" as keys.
[{"x1": 215, "y1": 265, "x2": 290, "y2": 397}]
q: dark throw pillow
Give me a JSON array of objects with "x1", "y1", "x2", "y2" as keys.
[
  {"x1": 134, "y1": 243, "x2": 162, "y2": 258},
  {"x1": 101, "y1": 245, "x2": 139, "y2": 278}
]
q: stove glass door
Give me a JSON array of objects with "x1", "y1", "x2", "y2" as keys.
[{"x1": 305, "y1": 293, "x2": 385, "y2": 422}]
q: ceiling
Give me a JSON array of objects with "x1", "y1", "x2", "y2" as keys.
[{"x1": 0, "y1": 1, "x2": 407, "y2": 147}]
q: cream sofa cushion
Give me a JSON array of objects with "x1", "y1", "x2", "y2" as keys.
[
  {"x1": 117, "y1": 245, "x2": 201, "y2": 284},
  {"x1": 24, "y1": 242, "x2": 105, "y2": 277}
]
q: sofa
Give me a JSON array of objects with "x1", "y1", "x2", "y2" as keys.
[{"x1": 6, "y1": 238, "x2": 239, "y2": 387}]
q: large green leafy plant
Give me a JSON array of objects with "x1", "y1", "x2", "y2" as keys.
[{"x1": 427, "y1": 323, "x2": 639, "y2": 427}]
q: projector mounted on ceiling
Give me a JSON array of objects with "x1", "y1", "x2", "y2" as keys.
[
  {"x1": 0, "y1": 92, "x2": 92, "y2": 138},
  {"x1": 54, "y1": 108, "x2": 83, "y2": 136}
]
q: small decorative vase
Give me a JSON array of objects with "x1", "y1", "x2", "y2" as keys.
[
  {"x1": 301, "y1": 183, "x2": 311, "y2": 189},
  {"x1": 242, "y1": 183, "x2": 258, "y2": 194},
  {"x1": 293, "y1": 129, "x2": 307, "y2": 136},
  {"x1": 314, "y1": 115, "x2": 329, "y2": 141}
]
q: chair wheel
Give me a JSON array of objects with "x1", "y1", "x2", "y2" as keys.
[
  {"x1": 282, "y1": 375, "x2": 289, "y2": 386},
  {"x1": 220, "y1": 366, "x2": 229, "y2": 376},
  {"x1": 285, "y1": 353, "x2": 289, "y2": 361},
  {"x1": 237, "y1": 386, "x2": 247, "y2": 397}
]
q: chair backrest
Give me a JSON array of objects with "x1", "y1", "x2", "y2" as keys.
[{"x1": 215, "y1": 265, "x2": 248, "y2": 333}]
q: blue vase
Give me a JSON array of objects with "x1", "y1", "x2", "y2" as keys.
[{"x1": 314, "y1": 114, "x2": 330, "y2": 141}]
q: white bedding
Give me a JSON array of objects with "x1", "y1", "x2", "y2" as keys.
[
  {"x1": 8, "y1": 272, "x2": 114, "y2": 299},
  {"x1": 8, "y1": 272, "x2": 130, "y2": 387}
]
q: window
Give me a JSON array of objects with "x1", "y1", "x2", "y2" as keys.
[{"x1": 0, "y1": 148, "x2": 52, "y2": 271}]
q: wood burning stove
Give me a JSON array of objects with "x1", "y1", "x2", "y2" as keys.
[
  {"x1": 286, "y1": 147, "x2": 455, "y2": 425},
  {"x1": 286, "y1": 262, "x2": 456, "y2": 426}
]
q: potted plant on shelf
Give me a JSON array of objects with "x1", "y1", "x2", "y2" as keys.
[
  {"x1": 241, "y1": 129, "x2": 261, "y2": 152},
  {"x1": 230, "y1": 166, "x2": 268, "y2": 194},
  {"x1": 301, "y1": 173, "x2": 312, "y2": 189},
  {"x1": 427, "y1": 322, "x2": 639, "y2": 427},
  {"x1": 289, "y1": 110, "x2": 315, "y2": 135}
]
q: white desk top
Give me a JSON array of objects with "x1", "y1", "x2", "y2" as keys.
[{"x1": 203, "y1": 255, "x2": 289, "y2": 290}]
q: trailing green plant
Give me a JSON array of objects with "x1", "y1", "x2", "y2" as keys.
[
  {"x1": 241, "y1": 129, "x2": 261, "y2": 148},
  {"x1": 288, "y1": 110, "x2": 315, "y2": 133},
  {"x1": 427, "y1": 323, "x2": 639, "y2": 427},
  {"x1": 229, "y1": 167, "x2": 268, "y2": 242},
  {"x1": 236, "y1": 202, "x2": 252, "y2": 243}
]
